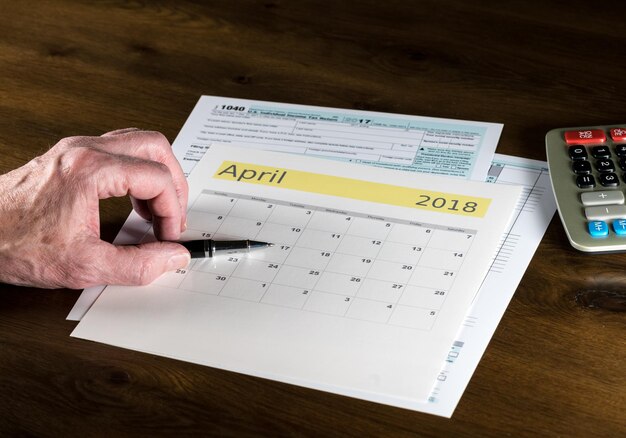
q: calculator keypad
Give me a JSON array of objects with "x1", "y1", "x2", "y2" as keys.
[
  {"x1": 571, "y1": 139, "x2": 625, "y2": 228},
  {"x1": 546, "y1": 125, "x2": 626, "y2": 252}
]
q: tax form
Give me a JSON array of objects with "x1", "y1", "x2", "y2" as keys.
[
  {"x1": 170, "y1": 96, "x2": 502, "y2": 180},
  {"x1": 72, "y1": 145, "x2": 523, "y2": 405}
]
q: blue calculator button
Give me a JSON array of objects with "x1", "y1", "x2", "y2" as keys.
[
  {"x1": 588, "y1": 221, "x2": 609, "y2": 237},
  {"x1": 613, "y1": 219, "x2": 626, "y2": 235}
]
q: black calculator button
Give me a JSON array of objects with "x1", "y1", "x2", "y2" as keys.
[
  {"x1": 573, "y1": 161, "x2": 592, "y2": 174},
  {"x1": 568, "y1": 146, "x2": 588, "y2": 161},
  {"x1": 616, "y1": 144, "x2": 626, "y2": 157},
  {"x1": 576, "y1": 175, "x2": 596, "y2": 188},
  {"x1": 596, "y1": 159, "x2": 615, "y2": 172},
  {"x1": 600, "y1": 173, "x2": 619, "y2": 187},
  {"x1": 619, "y1": 158, "x2": 626, "y2": 171},
  {"x1": 591, "y1": 146, "x2": 611, "y2": 158}
]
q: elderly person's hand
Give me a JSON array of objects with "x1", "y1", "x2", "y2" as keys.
[{"x1": 0, "y1": 128, "x2": 191, "y2": 288}]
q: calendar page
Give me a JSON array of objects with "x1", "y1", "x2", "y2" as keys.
[
  {"x1": 70, "y1": 95, "x2": 503, "y2": 320},
  {"x1": 72, "y1": 145, "x2": 522, "y2": 405}
]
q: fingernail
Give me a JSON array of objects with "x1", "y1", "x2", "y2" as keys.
[
  {"x1": 167, "y1": 252, "x2": 190, "y2": 271},
  {"x1": 181, "y1": 221, "x2": 187, "y2": 232}
]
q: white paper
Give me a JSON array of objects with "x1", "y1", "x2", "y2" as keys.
[
  {"x1": 66, "y1": 96, "x2": 555, "y2": 418},
  {"x1": 72, "y1": 145, "x2": 522, "y2": 405},
  {"x1": 68, "y1": 96, "x2": 503, "y2": 321}
]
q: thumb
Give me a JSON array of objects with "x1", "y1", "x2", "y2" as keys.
[{"x1": 101, "y1": 241, "x2": 191, "y2": 286}]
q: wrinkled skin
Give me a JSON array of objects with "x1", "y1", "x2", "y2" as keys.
[{"x1": 0, "y1": 129, "x2": 191, "y2": 289}]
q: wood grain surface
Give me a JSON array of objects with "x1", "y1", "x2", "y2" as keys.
[{"x1": 0, "y1": 1, "x2": 624, "y2": 436}]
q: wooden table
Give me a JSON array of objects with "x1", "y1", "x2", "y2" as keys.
[{"x1": 1, "y1": 1, "x2": 624, "y2": 435}]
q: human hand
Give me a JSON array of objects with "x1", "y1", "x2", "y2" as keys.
[{"x1": 0, "y1": 129, "x2": 191, "y2": 289}]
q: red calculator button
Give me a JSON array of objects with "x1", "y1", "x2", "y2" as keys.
[
  {"x1": 564, "y1": 129, "x2": 606, "y2": 144},
  {"x1": 610, "y1": 128, "x2": 626, "y2": 142}
]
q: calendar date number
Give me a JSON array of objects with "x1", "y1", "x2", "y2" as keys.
[{"x1": 415, "y1": 195, "x2": 477, "y2": 213}]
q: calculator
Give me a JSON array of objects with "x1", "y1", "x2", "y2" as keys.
[{"x1": 546, "y1": 125, "x2": 626, "y2": 252}]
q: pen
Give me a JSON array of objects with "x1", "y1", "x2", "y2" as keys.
[{"x1": 180, "y1": 239, "x2": 274, "y2": 258}]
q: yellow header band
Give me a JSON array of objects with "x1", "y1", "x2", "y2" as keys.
[{"x1": 213, "y1": 161, "x2": 491, "y2": 217}]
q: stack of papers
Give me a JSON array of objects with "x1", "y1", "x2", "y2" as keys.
[{"x1": 69, "y1": 97, "x2": 556, "y2": 417}]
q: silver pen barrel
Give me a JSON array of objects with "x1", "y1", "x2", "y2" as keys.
[
  {"x1": 212, "y1": 240, "x2": 252, "y2": 255},
  {"x1": 181, "y1": 239, "x2": 272, "y2": 258}
]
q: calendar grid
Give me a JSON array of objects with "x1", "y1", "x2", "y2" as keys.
[
  {"x1": 391, "y1": 224, "x2": 434, "y2": 322},
  {"x1": 332, "y1": 214, "x2": 380, "y2": 319},
  {"x1": 254, "y1": 201, "x2": 318, "y2": 308},
  {"x1": 148, "y1": 190, "x2": 478, "y2": 331}
]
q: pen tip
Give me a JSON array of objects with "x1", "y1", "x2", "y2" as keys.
[{"x1": 248, "y1": 240, "x2": 274, "y2": 249}]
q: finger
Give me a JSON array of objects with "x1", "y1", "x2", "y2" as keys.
[
  {"x1": 130, "y1": 197, "x2": 153, "y2": 222},
  {"x1": 97, "y1": 131, "x2": 188, "y2": 230},
  {"x1": 93, "y1": 240, "x2": 190, "y2": 286},
  {"x1": 94, "y1": 152, "x2": 183, "y2": 241},
  {"x1": 101, "y1": 128, "x2": 142, "y2": 137}
]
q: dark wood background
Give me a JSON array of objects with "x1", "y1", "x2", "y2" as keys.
[{"x1": 1, "y1": 0, "x2": 624, "y2": 436}]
